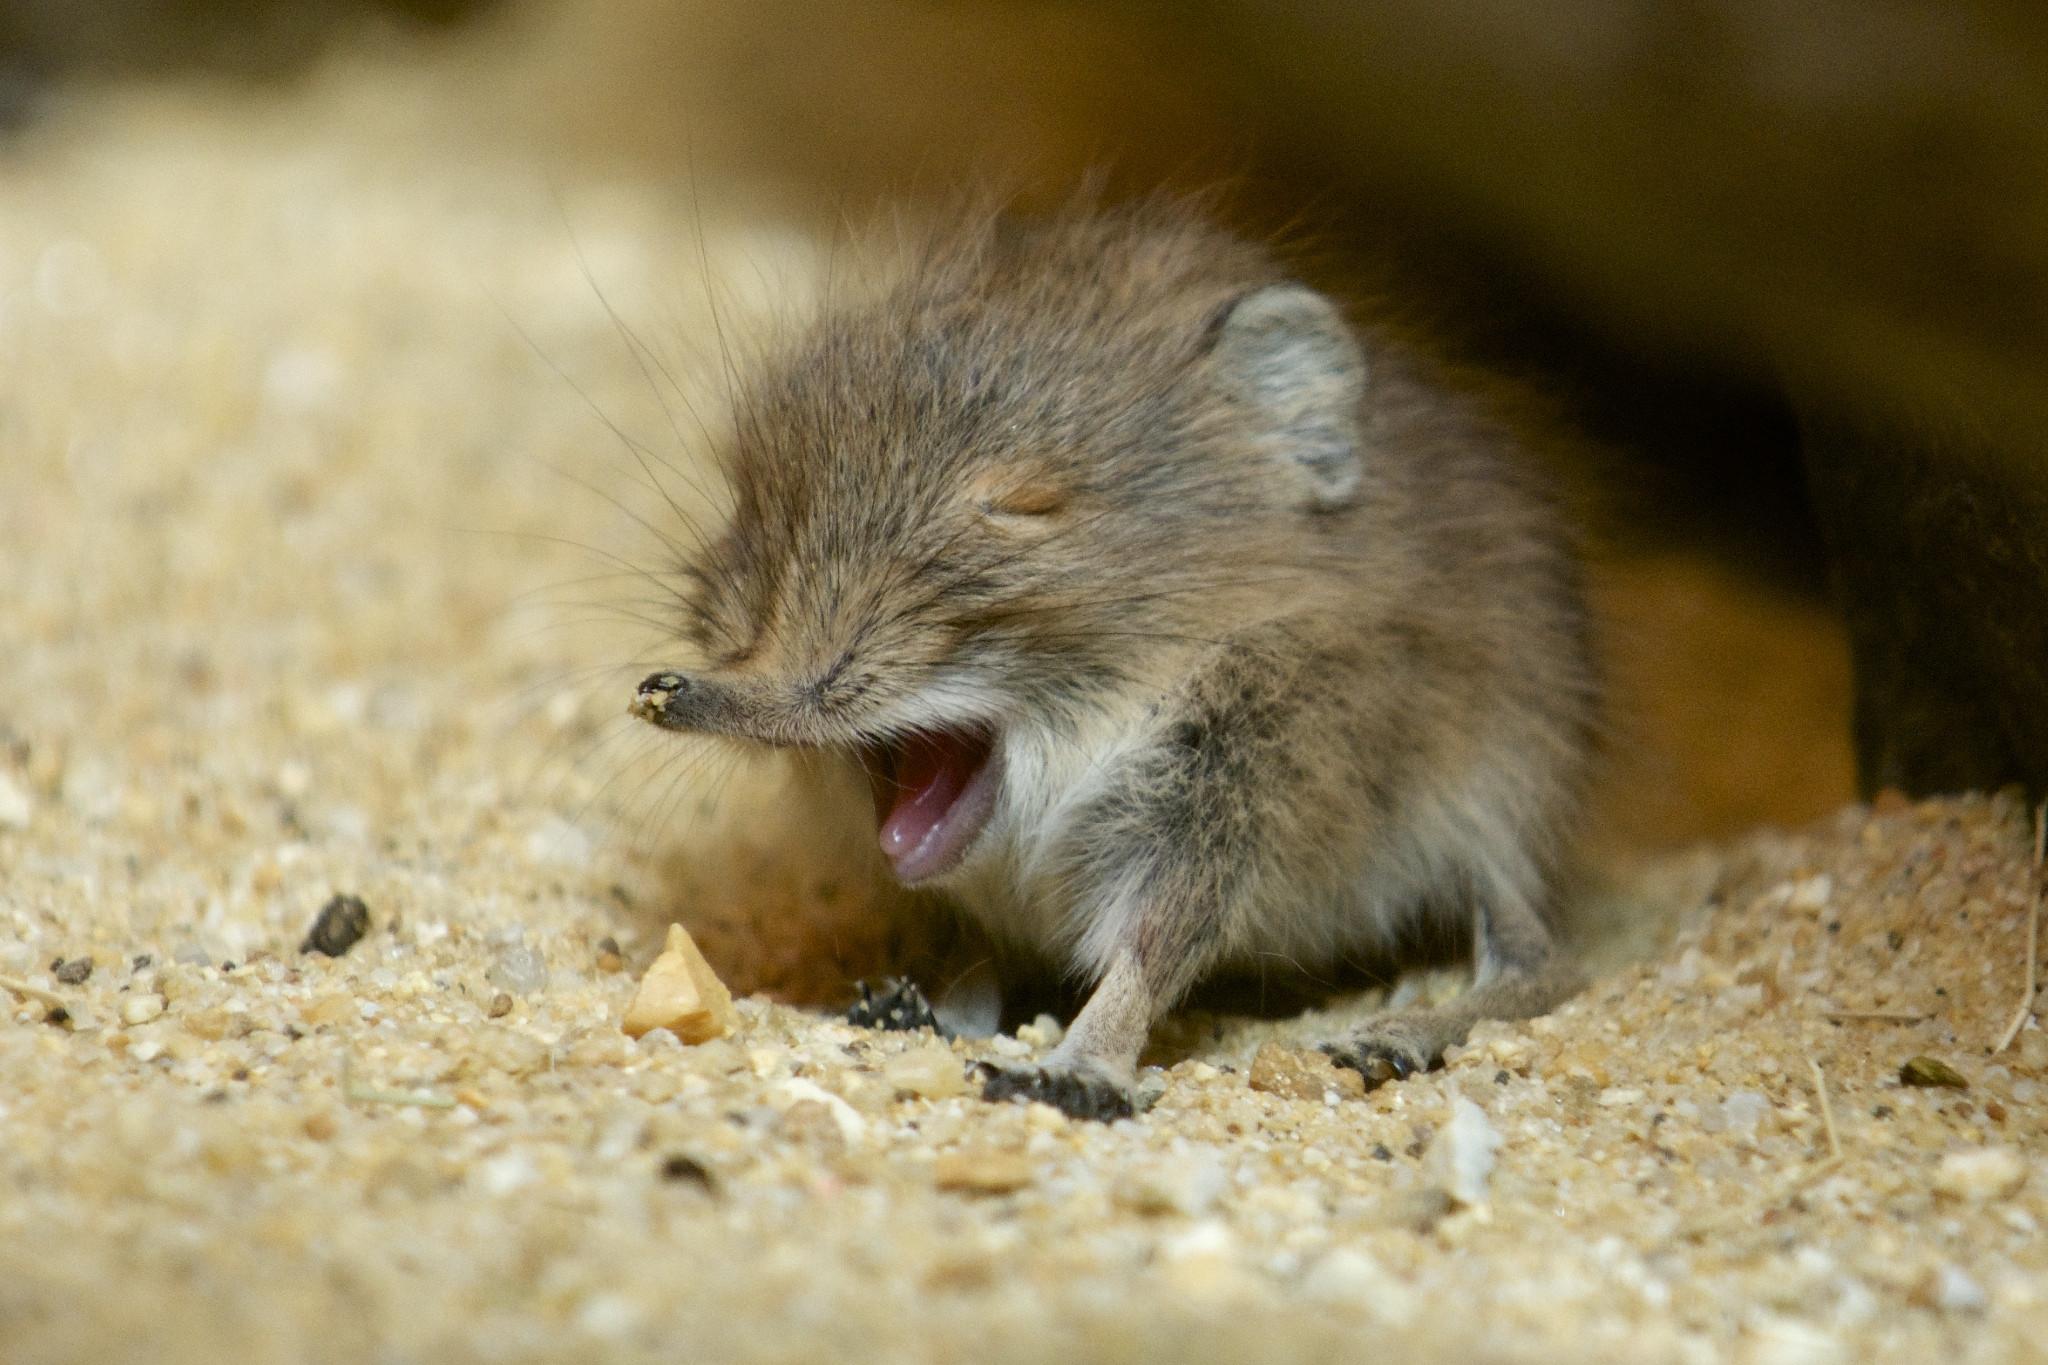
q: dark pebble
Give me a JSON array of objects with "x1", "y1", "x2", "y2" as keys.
[
  {"x1": 300, "y1": 893, "x2": 371, "y2": 957},
  {"x1": 1899, "y1": 1056, "x2": 1969, "y2": 1089},
  {"x1": 659, "y1": 1153, "x2": 716, "y2": 1190},
  {"x1": 51, "y1": 956, "x2": 91, "y2": 985}
]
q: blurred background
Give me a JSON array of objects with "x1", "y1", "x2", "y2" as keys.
[{"x1": 7, "y1": 0, "x2": 2044, "y2": 987}]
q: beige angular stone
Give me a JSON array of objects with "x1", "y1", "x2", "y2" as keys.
[
  {"x1": 1246, "y1": 1042, "x2": 1365, "y2": 1101},
  {"x1": 620, "y1": 923, "x2": 735, "y2": 1045}
]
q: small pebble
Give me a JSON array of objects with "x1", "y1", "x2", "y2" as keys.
[
  {"x1": 1015, "y1": 1014, "x2": 1065, "y2": 1051},
  {"x1": 1301, "y1": 1248, "x2": 1420, "y2": 1325},
  {"x1": 487, "y1": 992, "x2": 514, "y2": 1019},
  {"x1": 883, "y1": 1044, "x2": 970, "y2": 1100},
  {"x1": 56, "y1": 1002, "x2": 97, "y2": 1032},
  {"x1": 51, "y1": 956, "x2": 91, "y2": 986},
  {"x1": 487, "y1": 941, "x2": 549, "y2": 997},
  {"x1": 1246, "y1": 1042, "x2": 1365, "y2": 1102},
  {"x1": 120, "y1": 994, "x2": 165, "y2": 1026},
  {"x1": 300, "y1": 894, "x2": 372, "y2": 958},
  {"x1": 0, "y1": 771, "x2": 32, "y2": 829},
  {"x1": 1705, "y1": 1089, "x2": 1769, "y2": 1138},
  {"x1": 300, "y1": 995, "x2": 355, "y2": 1029},
  {"x1": 1931, "y1": 1265, "x2": 1988, "y2": 1314},
  {"x1": 659, "y1": 1154, "x2": 716, "y2": 1190},
  {"x1": 1932, "y1": 1147, "x2": 2026, "y2": 1201},
  {"x1": 1900, "y1": 1056, "x2": 1969, "y2": 1089},
  {"x1": 1425, "y1": 1097, "x2": 1501, "y2": 1208}
]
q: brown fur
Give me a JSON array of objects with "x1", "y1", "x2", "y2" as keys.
[{"x1": 637, "y1": 199, "x2": 1602, "y2": 1118}]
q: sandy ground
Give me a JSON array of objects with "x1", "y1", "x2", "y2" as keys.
[{"x1": 2, "y1": 61, "x2": 2041, "y2": 1365}]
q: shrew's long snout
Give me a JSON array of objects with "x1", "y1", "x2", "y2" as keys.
[{"x1": 630, "y1": 671, "x2": 742, "y2": 737}]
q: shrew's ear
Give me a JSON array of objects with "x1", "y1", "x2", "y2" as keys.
[{"x1": 1208, "y1": 284, "x2": 1367, "y2": 512}]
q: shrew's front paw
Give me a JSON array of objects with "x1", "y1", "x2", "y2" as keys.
[
  {"x1": 980, "y1": 1061, "x2": 1136, "y2": 1122},
  {"x1": 1322, "y1": 1011, "x2": 1462, "y2": 1091},
  {"x1": 846, "y1": 977, "x2": 948, "y2": 1036}
]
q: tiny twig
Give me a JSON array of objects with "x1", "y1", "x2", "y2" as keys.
[
  {"x1": 341, "y1": 1050, "x2": 457, "y2": 1110},
  {"x1": 1808, "y1": 1057, "x2": 1842, "y2": 1164},
  {"x1": 1822, "y1": 1009, "x2": 1929, "y2": 1024},
  {"x1": 1994, "y1": 801, "x2": 2046, "y2": 1053},
  {"x1": 1676, "y1": 1062, "x2": 1846, "y2": 1243},
  {"x1": 0, "y1": 975, "x2": 66, "y2": 1009}
]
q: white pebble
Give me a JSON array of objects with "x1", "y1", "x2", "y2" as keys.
[
  {"x1": 1425, "y1": 1096, "x2": 1501, "y2": 1207},
  {"x1": 1933, "y1": 1265, "x2": 1988, "y2": 1314},
  {"x1": 476, "y1": 1150, "x2": 539, "y2": 1196},
  {"x1": 275, "y1": 762, "x2": 312, "y2": 799},
  {"x1": 1746, "y1": 1316, "x2": 1846, "y2": 1365},
  {"x1": 1786, "y1": 875, "x2": 1833, "y2": 913},
  {"x1": 525, "y1": 817, "x2": 592, "y2": 868},
  {"x1": 1160, "y1": 1218, "x2": 1233, "y2": 1263},
  {"x1": 1933, "y1": 1147, "x2": 2026, "y2": 1201},
  {"x1": 1708, "y1": 1090, "x2": 1768, "y2": 1138},
  {"x1": 574, "y1": 1291, "x2": 645, "y2": 1340},
  {"x1": 1015, "y1": 1013, "x2": 1065, "y2": 1051},
  {"x1": 120, "y1": 994, "x2": 165, "y2": 1026},
  {"x1": 1301, "y1": 1248, "x2": 1420, "y2": 1325},
  {"x1": 0, "y1": 772, "x2": 31, "y2": 830},
  {"x1": 486, "y1": 942, "x2": 548, "y2": 996}
]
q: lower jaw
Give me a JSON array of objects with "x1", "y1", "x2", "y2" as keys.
[
  {"x1": 892, "y1": 754, "x2": 1000, "y2": 885},
  {"x1": 863, "y1": 732, "x2": 1003, "y2": 886}
]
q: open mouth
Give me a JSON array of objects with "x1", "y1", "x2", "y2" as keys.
[{"x1": 859, "y1": 728, "x2": 1001, "y2": 885}]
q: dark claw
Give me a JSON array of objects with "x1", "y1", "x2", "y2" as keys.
[
  {"x1": 979, "y1": 1062, "x2": 1135, "y2": 1122},
  {"x1": 1322, "y1": 1040, "x2": 1421, "y2": 1091},
  {"x1": 846, "y1": 977, "x2": 951, "y2": 1036}
]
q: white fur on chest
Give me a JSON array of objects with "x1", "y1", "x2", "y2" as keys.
[{"x1": 940, "y1": 699, "x2": 1160, "y2": 957}]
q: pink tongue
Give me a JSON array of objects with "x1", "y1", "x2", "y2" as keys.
[{"x1": 879, "y1": 732, "x2": 980, "y2": 864}]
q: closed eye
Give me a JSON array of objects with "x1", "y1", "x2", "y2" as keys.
[{"x1": 981, "y1": 482, "x2": 1066, "y2": 518}]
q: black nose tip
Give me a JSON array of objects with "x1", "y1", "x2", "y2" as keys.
[
  {"x1": 629, "y1": 671, "x2": 692, "y2": 726},
  {"x1": 635, "y1": 671, "x2": 688, "y2": 699}
]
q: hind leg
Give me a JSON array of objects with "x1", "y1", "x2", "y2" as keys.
[{"x1": 1323, "y1": 883, "x2": 1581, "y2": 1088}]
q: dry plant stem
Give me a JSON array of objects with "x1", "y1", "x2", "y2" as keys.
[
  {"x1": 1821, "y1": 1009, "x2": 1929, "y2": 1023},
  {"x1": 1993, "y1": 800, "x2": 2046, "y2": 1053},
  {"x1": 0, "y1": 975, "x2": 66, "y2": 1009},
  {"x1": 1679, "y1": 1058, "x2": 1846, "y2": 1244},
  {"x1": 1808, "y1": 1057, "x2": 1842, "y2": 1164}
]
